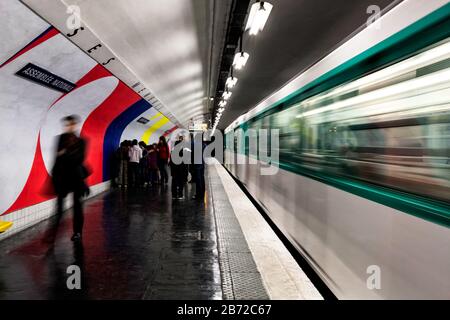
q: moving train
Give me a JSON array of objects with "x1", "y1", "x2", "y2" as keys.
[{"x1": 224, "y1": 1, "x2": 450, "y2": 299}]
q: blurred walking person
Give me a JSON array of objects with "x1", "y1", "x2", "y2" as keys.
[{"x1": 48, "y1": 115, "x2": 90, "y2": 242}]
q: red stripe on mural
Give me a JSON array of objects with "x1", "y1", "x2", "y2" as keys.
[
  {"x1": 164, "y1": 126, "x2": 178, "y2": 137},
  {"x1": 3, "y1": 136, "x2": 54, "y2": 215},
  {"x1": 47, "y1": 64, "x2": 112, "y2": 109},
  {"x1": 81, "y1": 81, "x2": 141, "y2": 185},
  {"x1": 0, "y1": 28, "x2": 59, "y2": 68},
  {"x1": 75, "y1": 64, "x2": 111, "y2": 88}
]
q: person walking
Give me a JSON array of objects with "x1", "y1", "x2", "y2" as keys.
[
  {"x1": 50, "y1": 115, "x2": 90, "y2": 242},
  {"x1": 128, "y1": 139, "x2": 142, "y2": 187},
  {"x1": 157, "y1": 136, "x2": 170, "y2": 185}
]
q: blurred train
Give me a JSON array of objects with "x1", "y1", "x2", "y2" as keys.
[{"x1": 225, "y1": 1, "x2": 450, "y2": 299}]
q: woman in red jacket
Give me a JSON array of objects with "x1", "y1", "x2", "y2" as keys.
[{"x1": 157, "y1": 136, "x2": 170, "y2": 185}]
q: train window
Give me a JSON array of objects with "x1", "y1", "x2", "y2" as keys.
[{"x1": 272, "y1": 39, "x2": 450, "y2": 202}]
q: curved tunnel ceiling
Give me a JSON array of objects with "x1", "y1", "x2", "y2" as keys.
[
  {"x1": 214, "y1": 0, "x2": 401, "y2": 129},
  {"x1": 22, "y1": 0, "x2": 234, "y2": 128}
]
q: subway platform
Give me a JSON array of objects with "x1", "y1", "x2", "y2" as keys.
[{"x1": 0, "y1": 162, "x2": 321, "y2": 300}]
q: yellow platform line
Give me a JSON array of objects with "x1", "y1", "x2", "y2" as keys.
[
  {"x1": 141, "y1": 116, "x2": 170, "y2": 144},
  {"x1": 0, "y1": 220, "x2": 13, "y2": 233}
]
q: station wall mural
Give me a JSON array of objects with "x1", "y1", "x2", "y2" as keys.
[{"x1": 0, "y1": 0, "x2": 176, "y2": 215}]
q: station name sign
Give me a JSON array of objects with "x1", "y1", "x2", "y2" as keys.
[{"x1": 15, "y1": 63, "x2": 76, "y2": 93}]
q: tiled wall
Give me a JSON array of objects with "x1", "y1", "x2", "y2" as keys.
[{"x1": 0, "y1": 181, "x2": 110, "y2": 241}]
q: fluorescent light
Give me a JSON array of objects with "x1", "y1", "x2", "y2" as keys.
[
  {"x1": 233, "y1": 52, "x2": 249, "y2": 70},
  {"x1": 246, "y1": 1, "x2": 273, "y2": 36},
  {"x1": 222, "y1": 91, "x2": 232, "y2": 100},
  {"x1": 219, "y1": 100, "x2": 227, "y2": 107},
  {"x1": 226, "y1": 76, "x2": 238, "y2": 88}
]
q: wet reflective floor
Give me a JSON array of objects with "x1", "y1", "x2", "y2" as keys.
[{"x1": 0, "y1": 178, "x2": 222, "y2": 299}]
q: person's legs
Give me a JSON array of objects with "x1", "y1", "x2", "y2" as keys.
[
  {"x1": 189, "y1": 165, "x2": 195, "y2": 183},
  {"x1": 163, "y1": 163, "x2": 169, "y2": 184},
  {"x1": 158, "y1": 161, "x2": 164, "y2": 184},
  {"x1": 118, "y1": 160, "x2": 124, "y2": 186},
  {"x1": 159, "y1": 161, "x2": 168, "y2": 184},
  {"x1": 178, "y1": 177, "x2": 184, "y2": 198},
  {"x1": 139, "y1": 163, "x2": 146, "y2": 186},
  {"x1": 123, "y1": 161, "x2": 128, "y2": 186},
  {"x1": 130, "y1": 162, "x2": 138, "y2": 186},
  {"x1": 199, "y1": 166, "x2": 205, "y2": 196},
  {"x1": 171, "y1": 173, "x2": 178, "y2": 198},
  {"x1": 72, "y1": 189, "x2": 84, "y2": 238},
  {"x1": 44, "y1": 194, "x2": 65, "y2": 243},
  {"x1": 151, "y1": 169, "x2": 157, "y2": 184},
  {"x1": 195, "y1": 165, "x2": 205, "y2": 199}
]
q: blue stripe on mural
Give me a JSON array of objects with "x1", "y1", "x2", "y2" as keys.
[{"x1": 103, "y1": 99, "x2": 152, "y2": 181}]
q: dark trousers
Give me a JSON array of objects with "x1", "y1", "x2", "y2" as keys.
[
  {"x1": 52, "y1": 189, "x2": 83, "y2": 237},
  {"x1": 171, "y1": 174, "x2": 184, "y2": 197},
  {"x1": 158, "y1": 160, "x2": 169, "y2": 184},
  {"x1": 194, "y1": 165, "x2": 205, "y2": 198},
  {"x1": 129, "y1": 162, "x2": 139, "y2": 186},
  {"x1": 139, "y1": 163, "x2": 148, "y2": 185},
  {"x1": 148, "y1": 168, "x2": 158, "y2": 184}
]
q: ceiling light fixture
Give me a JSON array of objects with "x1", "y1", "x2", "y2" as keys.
[
  {"x1": 233, "y1": 36, "x2": 249, "y2": 70},
  {"x1": 246, "y1": 1, "x2": 273, "y2": 36},
  {"x1": 233, "y1": 52, "x2": 249, "y2": 70},
  {"x1": 222, "y1": 90, "x2": 232, "y2": 100},
  {"x1": 226, "y1": 76, "x2": 238, "y2": 89},
  {"x1": 219, "y1": 100, "x2": 227, "y2": 107},
  {"x1": 226, "y1": 67, "x2": 238, "y2": 89}
]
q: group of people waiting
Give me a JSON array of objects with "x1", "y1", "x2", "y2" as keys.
[
  {"x1": 111, "y1": 135, "x2": 205, "y2": 201},
  {"x1": 114, "y1": 136, "x2": 170, "y2": 188}
]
